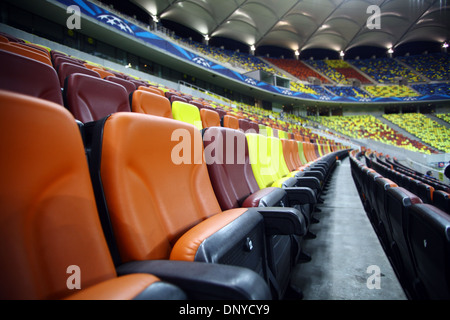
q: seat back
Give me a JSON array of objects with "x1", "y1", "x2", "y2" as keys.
[
  {"x1": 0, "y1": 90, "x2": 116, "y2": 299},
  {"x1": 171, "y1": 95, "x2": 189, "y2": 104},
  {"x1": 373, "y1": 177, "x2": 398, "y2": 250},
  {"x1": 203, "y1": 127, "x2": 260, "y2": 210},
  {"x1": 215, "y1": 108, "x2": 227, "y2": 121},
  {"x1": 433, "y1": 190, "x2": 450, "y2": 213},
  {"x1": 297, "y1": 141, "x2": 308, "y2": 165},
  {"x1": 11, "y1": 42, "x2": 51, "y2": 59},
  {"x1": 281, "y1": 139, "x2": 298, "y2": 172},
  {"x1": 238, "y1": 119, "x2": 251, "y2": 133},
  {"x1": 385, "y1": 186, "x2": 422, "y2": 298},
  {"x1": 0, "y1": 50, "x2": 63, "y2": 105},
  {"x1": 92, "y1": 67, "x2": 115, "y2": 79},
  {"x1": 90, "y1": 113, "x2": 222, "y2": 262},
  {"x1": 0, "y1": 42, "x2": 52, "y2": 66},
  {"x1": 86, "y1": 113, "x2": 271, "y2": 286},
  {"x1": 137, "y1": 85, "x2": 165, "y2": 97},
  {"x1": 105, "y1": 76, "x2": 136, "y2": 96},
  {"x1": 248, "y1": 121, "x2": 260, "y2": 134},
  {"x1": 172, "y1": 101, "x2": 203, "y2": 130},
  {"x1": 416, "y1": 182, "x2": 435, "y2": 204},
  {"x1": 64, "y1": 73, "x2": 131, "y2": 123},
  {"x1": 131, "y1": 90, "x2": 173, "y2": 119},
  {"x1": 58, "y1": 62, "x2": 101, "y2": 88},
  {"x1": 246, "y1": 133, "x2": 282, "y2": 189},
  {"x1": 53, "y1": 55, "x2": 85, "y2": 70},
  {"x1": 200, "y1": 108, "x2": 221, "y2": 128},
  {"x1": 222, "y1": 115, "x2": 239, "y2": 130},
  {"x1": 268, "y1": 136, "x2": 292, "y2": 182},
  {"x1": 407, "y1": 203, "x2": 450, "y2": 299}
]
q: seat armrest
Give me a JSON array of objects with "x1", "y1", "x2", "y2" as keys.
[
  {"x1": 295, "y1": 176, "x2": 321, "y2": 190},
  {"x1": 117, "y1": 260, "x2": 272, "y2": 300},
  {"x1": 299, "y1": 170, "x2": 324, "y2": 181},
  {"x1": 256, "y1": 207, "x2": 306, "y2": 236},
  {"x1": 283, "y1": 187, "x2": 317, "y2": 205},
  {"x1": 241, "y1": 187, "x2": 287, "y2": 208}
]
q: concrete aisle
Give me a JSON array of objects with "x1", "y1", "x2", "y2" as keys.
[{"x1": 291, "y1": 157, "x2": 407, "y2": 300}]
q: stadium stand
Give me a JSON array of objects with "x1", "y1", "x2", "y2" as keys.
[
  {"x1": 265, "y1": 58, "x2": 330, "y2": 83},
  {"x1": 310, "y1": 115, "x2": 437, "y2": 154},
  {"x1": 436, "y1": 113, "x2": 450, "y2": 124},
  {"x1": 383, "y1": 113, "x2": 450, "y2": 153},
  {"x1": 397, "y1": 53, "x2": 450, "y2": 81},
  {"x1": 1, "y1": 0, "x2": 449, "y2": 302},
  {"x1": 364, "y1": 85, "x2": 420, "y2": 98},
  {"x1": 350, "y1": 58, "x2": 423, "y2": 83}
]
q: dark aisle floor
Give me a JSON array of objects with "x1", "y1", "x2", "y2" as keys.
[{"x1": 291, "y1": 157, "x2": 407, "y2": 300}]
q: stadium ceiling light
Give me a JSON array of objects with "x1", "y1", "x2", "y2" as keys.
[
  {"x1": 443, "y1": 42, "x2": 449, "y2": 48},
  {"x1": 250, "y1": 45, "x2": 256, "y2": 51},
  {"x1": 294, "y1": 50, "x2": 300, "y2": 56},
  {"x1": 339, "y1": 50, "x2": 345, "y2": 57},
  {"x1": 388, "y1": 47, "x2": 394, "y2": 54}
]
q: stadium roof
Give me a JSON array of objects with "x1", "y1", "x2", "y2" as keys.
[{"x1": 130, "y1": 0, "x2": 450, "y2": 56}]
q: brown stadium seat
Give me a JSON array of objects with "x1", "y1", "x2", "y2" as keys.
[
  {"x1": 105, "y1": 76, "x2": 137, "y2": 96},
  {"x1": 57, "y1": 62, "x2": 101, "y2": 88},
  {"x1": 0, "y1": 49, "x2": 63, "y2": 105},
  {"x1": 64, "y1": 73, "x2": 130, "y2": 123}
]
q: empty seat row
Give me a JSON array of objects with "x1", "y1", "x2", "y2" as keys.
[
  {"x1": 350, "y1": 150, "x2": 450, "y2": 300},
  {"x1": 0, "y1": 50, "x2": 307, "y2": 300},
  {"x1": 368, "y1": 153, "x2": 450, "y2": 211},
  {"x1": 0, "y1": 89, "x2": 276, "y2": 300},
  {"x1": 0, "y1": 40, "x2": 346, "y2": 300}
]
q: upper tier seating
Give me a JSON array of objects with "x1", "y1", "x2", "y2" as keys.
[
  {"x1": 305, "y1": 60, "x2": 348, "y2": 84},
  {"x1": 397, "y1": 53, "x2": 450, "y2": 81},
  {"x1": 364, "y1": 85, "x2": 420, "y2": 98},
  {"x1": 266, "y1": 58, "x2": 330, "y2": 83},
  {"x1": 350, "y1": 58, "x2": 423, "y2": 83},
  {"x1": 411, "y1": 83, "x2": 450, "y2": 96},
  {"x1": 325, "y1": 86, "x2": 370, "y2": 98}
]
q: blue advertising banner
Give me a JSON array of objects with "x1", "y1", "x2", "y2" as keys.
[{"x1": 56, "y1": 0, "x2": 450, "y2": 103}]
